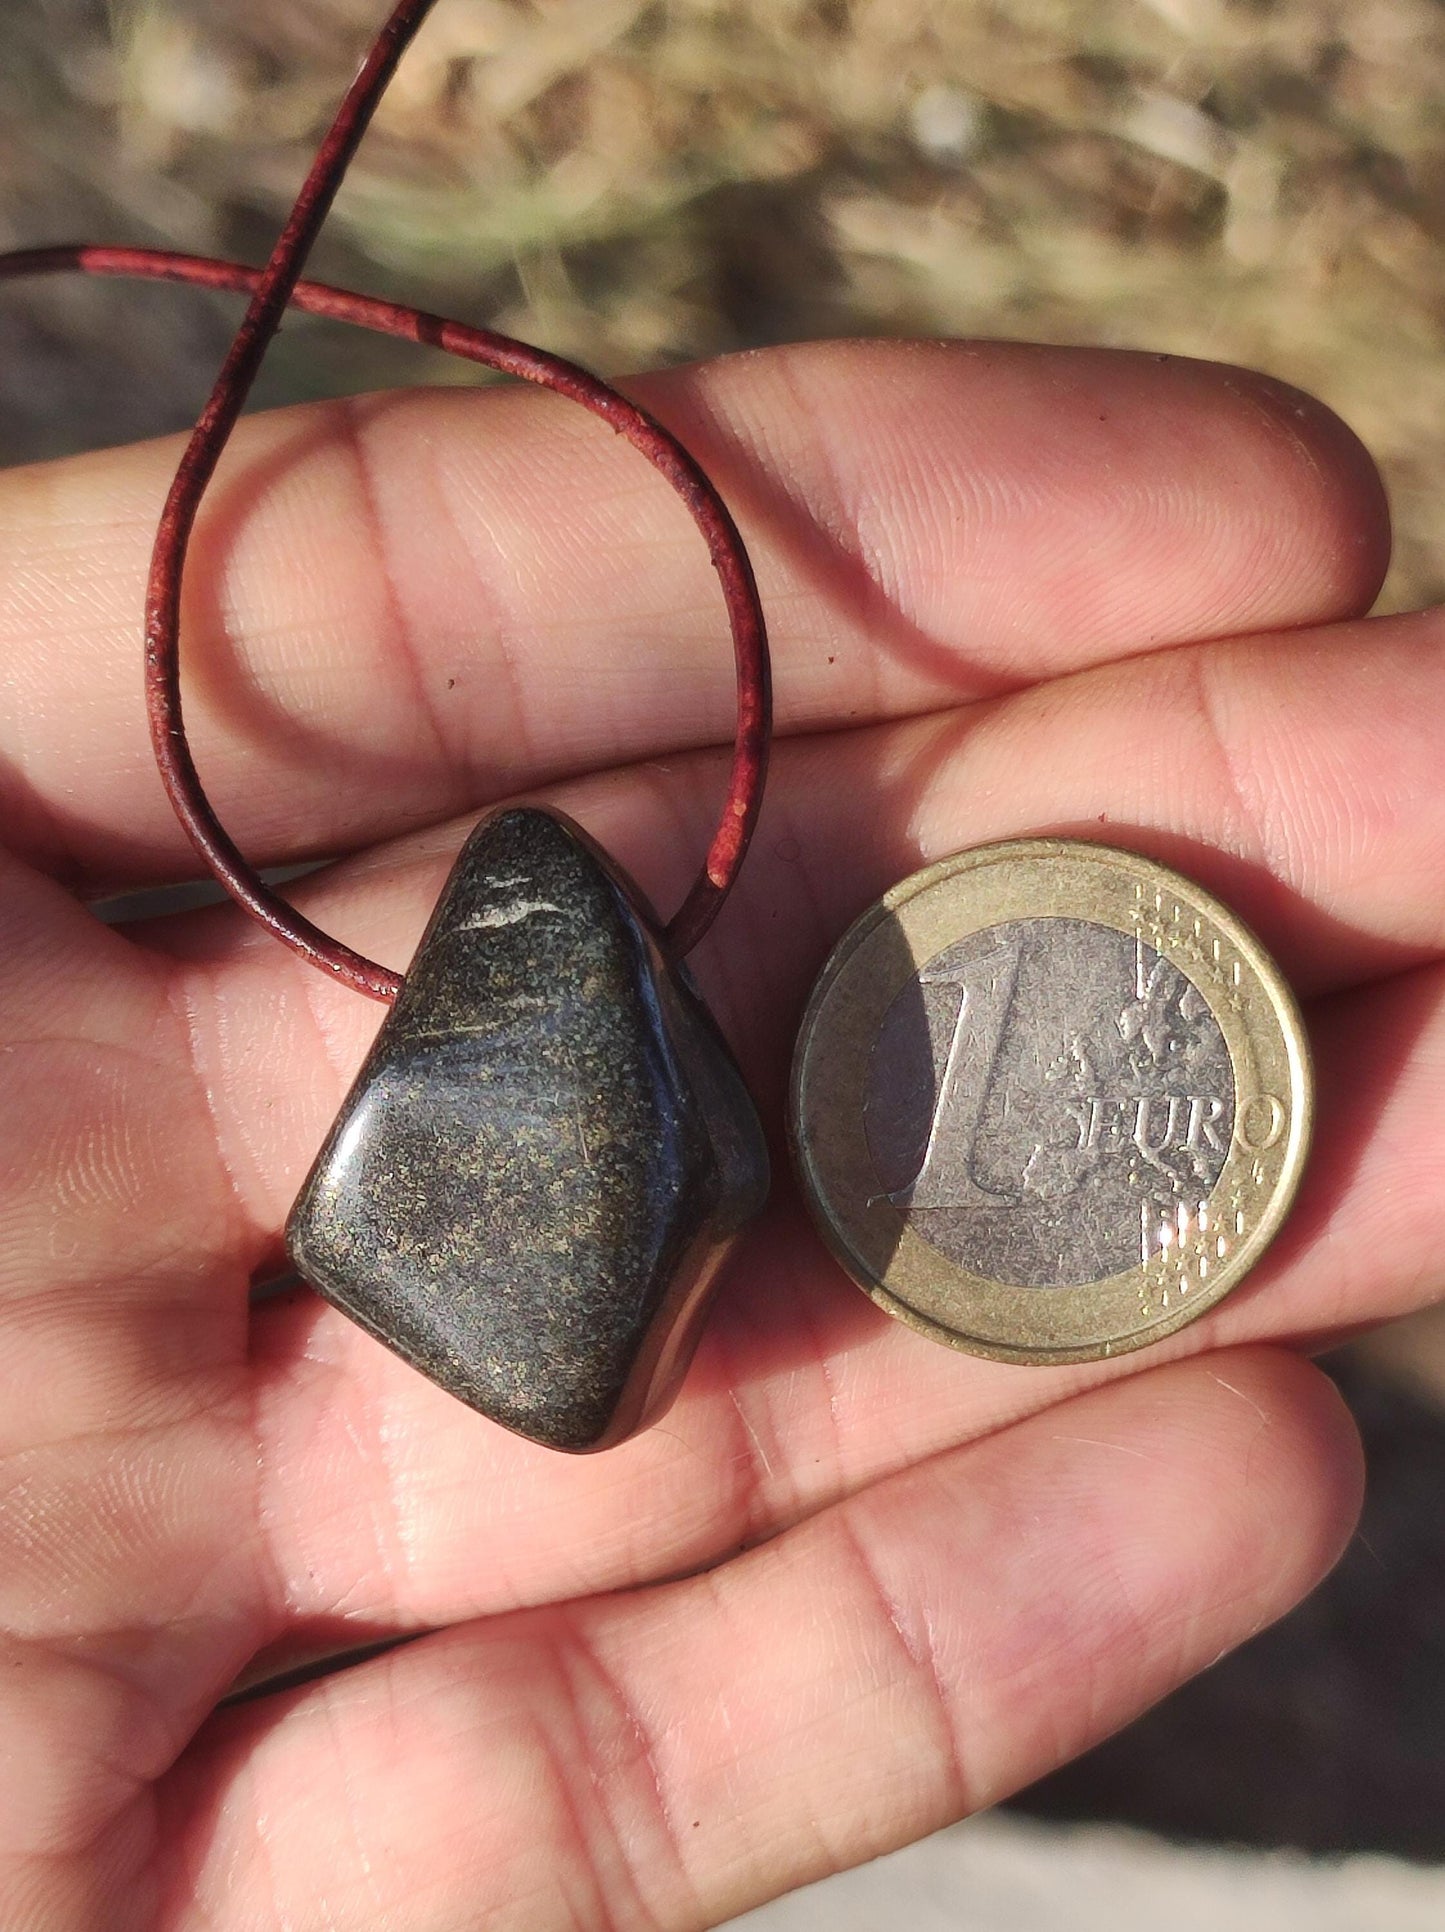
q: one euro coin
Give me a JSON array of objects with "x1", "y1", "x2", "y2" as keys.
[{"x1": 789, "y1": 840, "x2": 1311, "y2": 1364}]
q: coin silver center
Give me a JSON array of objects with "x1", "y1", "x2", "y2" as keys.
[{"x1": 863, "y1": 916, "x2": 1235, "y2": 1288}]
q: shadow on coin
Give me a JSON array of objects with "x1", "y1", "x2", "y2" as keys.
[{"x1": 1011, "y1": 1350, "x2": 1445, "y2": 1862}]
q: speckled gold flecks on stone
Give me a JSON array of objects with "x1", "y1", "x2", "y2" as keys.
[{"x1": 286, "y1": 806, "x2": 769, "y2": 1452}]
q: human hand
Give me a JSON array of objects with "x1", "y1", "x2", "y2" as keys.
[{"x1": 0, "y1": 338, "x2": 1416, "y2": 1927}]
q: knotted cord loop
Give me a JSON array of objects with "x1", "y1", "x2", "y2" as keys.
[{"x1": 0, "y1": 0, "x2": 770, "y2": 997}]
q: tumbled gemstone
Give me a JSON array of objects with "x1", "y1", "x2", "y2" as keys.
[{"x1": 286, "y1": 806, "x2": 769, "y2": 1451}]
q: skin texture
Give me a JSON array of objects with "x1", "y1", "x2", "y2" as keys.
[{"x1": 0, "y1": 334, "x2": 1426, "y2": 1928}]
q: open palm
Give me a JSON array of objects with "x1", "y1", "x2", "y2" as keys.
[{"x1": 0, "y1": 337, "x2": 1425, "y2": 1928}]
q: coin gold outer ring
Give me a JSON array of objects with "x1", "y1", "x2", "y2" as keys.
[{"x1": 788, "y1": 840, "x2": 1313, "y2": 1365}]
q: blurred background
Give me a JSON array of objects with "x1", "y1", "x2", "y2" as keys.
[{"x1": 4, "y1": 2, "x2": 1445, "y2": 1925}]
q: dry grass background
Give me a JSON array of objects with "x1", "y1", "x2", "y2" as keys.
[{"x1": 3, "y1": 0, "x2": 1445, "y2": 608}]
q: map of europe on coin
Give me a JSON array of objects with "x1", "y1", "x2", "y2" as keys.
[{"x1": 864, "y1": 919, "x2": 1234, "y2": 1289}]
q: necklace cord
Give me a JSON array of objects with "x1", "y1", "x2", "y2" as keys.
[{"x1": 2, "y1": 0, "x2": 771, "y2": 998}]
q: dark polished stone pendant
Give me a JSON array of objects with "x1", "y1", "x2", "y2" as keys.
[{"x1": 287, "y1": 806, "x2": 769, "y2": 1452}]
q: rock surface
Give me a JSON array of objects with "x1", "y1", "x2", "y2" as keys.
[{"x1": 288, "y1": 806, "x2": 768, "y2": 1451}]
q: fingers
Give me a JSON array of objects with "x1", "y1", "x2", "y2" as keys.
[
  {"x1": 144, "y1": 605, "x2": 1443, "y2": 1639},
  {"x1": 0, "y1": 842, "x2": 267, "y2": 1663},
  {"x1": 238, "y1": 952, "x2": 1445, "y2": 1650},
  {"x1": 0, "y1": 848, "x2": 279, "y2": 1925},
  {"x1": 1218, "y1": 959, "x2": 1445, "y2": 1351},
  {"x1": 0, "y1": 341, "x2": 1386, "y2": 887},
  {"x1": 0, "y1": 848, "x2": 248, "y2": 1448},
  {"x1": 160, "y1": 1350, "x2": 1361, "y2": 1932},
  {"x1": 164, "y1": 606, "x2": 1445, "y2": 1207}
]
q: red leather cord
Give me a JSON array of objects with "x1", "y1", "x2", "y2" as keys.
[{"x1": 1, "y1": 0, "x2": 771, "y2": 997}]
